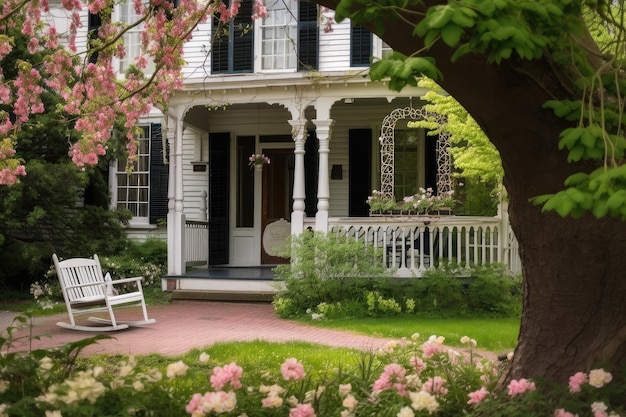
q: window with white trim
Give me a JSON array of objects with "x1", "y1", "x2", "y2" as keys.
[
  {"x1": 116, "y1": 126, "x2": 150, "y2": 219},
  {"x1": 118, "y1": 0, "x2": 155, "y2": 74},
  {"x1": 261, "y1": 0, "x2": 298, "y2": 70}
]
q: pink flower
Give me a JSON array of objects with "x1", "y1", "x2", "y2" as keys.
[
  {"x1": 467, "y1": 386, "x2": 489, "y2": 405},
  {"x1": 289, "y1": 403, "x2": 316, "y2": 417},
  {"x1": 554, "y1": 408, "x2": 579, "y2": 417},
  {"x1": 281, "y1": 358, "x2": 306, "y2": 381},
  {"x1": 568, "y1": 371, "x2": 588, "y2": 393},
  {"x1": 185, "y1": 393, "x2": 202, "y2": 414},
  {"x1": 507, "y1": 378, "x2": 536, "y2": 397},
  {"x1": 421, "y1": 341, "x2": 444, "y2": 358},
  {"x1": 251, "y1": 0, "x2": 267, "y2": 19},
  {"x1": 210, "y1": 362, "x2": 243, "y2": 390},
  {"x1": 372, "y1": 363, "x2": 408, "y2": 396},
  {"x1": 422, "y1": 376, "x2": 448, "y2": 396},
  {"x1": 409, "y1": 356, "x2": 426, "y2": 374}
]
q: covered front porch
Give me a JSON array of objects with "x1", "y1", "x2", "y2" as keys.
[
  {"x1": 161, "y1": 75, "x2": 520, "y2": 294},
  {"x1": 165, "y1": 206, "x2": 520, "y2": 297}
]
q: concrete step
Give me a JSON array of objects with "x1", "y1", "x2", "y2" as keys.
[{"x1": 171, "y1": 289, "x2": 274, "y2": 303}]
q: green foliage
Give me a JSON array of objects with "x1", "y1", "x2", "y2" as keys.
[
  {"x1": 1, "y1": 317, "x2": 624, "y2": 417},
  {"x1": 410, "y1": 78, "x2": 503, "y2": 212},
  {"x1": 273, "y1": 232, "x2": 392, "y2": 318},
  {"x1": 26, "y1": 239, "x2": 167, "y2": 313},
  {"x1": 0, "y1": 27, "x2": 132, "y2": 290},
  {"x1": 369, "y1": 52, "x2": 443, "y2": 91},
  {"x1": 534, "y1": 165, "x2": 626, "y2": 219},
  {"x1": 337, "y1": 0, "x2": 626, "y2": 221},
  {"x1": 274, "y1": 232, "x2": 521, "y2": 320}
]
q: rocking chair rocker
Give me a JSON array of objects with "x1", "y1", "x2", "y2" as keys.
[{"x1": 52, "y1": 254, "x2": 156, "y2": 331}]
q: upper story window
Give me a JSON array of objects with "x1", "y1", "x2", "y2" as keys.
[
  {"x1": 212, "y1": 0, "x2": 318, "y2": 74},
  {"x1": 118, "y1": 0, "x2": 155, "y2": 74},
  {"x1": 261, "y1": 0, "x2": 298, "y2": 71}
]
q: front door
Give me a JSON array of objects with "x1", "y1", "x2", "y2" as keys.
[{"x1": 261, "y1": 149, "x2": 294, "y2": 264}]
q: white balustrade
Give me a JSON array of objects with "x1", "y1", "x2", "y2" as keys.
[
  {"x1": 185, "y1": 220, "x2": 209, "y2": 265},
  {"x1": 328, "y1": 215, "x2": 520, "y2": 276}
]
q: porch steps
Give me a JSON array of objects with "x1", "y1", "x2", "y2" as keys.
[
  {"x1": 171, "y1": 289, "x2": 275, "y2": 303},
  {"x1": 163, "y1": 266, "x2": 281, "y2": 303}
]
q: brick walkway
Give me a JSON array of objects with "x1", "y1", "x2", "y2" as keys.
[{"x1": 5, "y1": 301, "x2": 396, "y2": 356}]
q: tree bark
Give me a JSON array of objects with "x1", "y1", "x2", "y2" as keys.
[{"x1": 315, "y1": 0, "x2": 626, "y2": 383}]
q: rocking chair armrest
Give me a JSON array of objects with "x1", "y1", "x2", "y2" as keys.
[{"x1": 109, "y1": 276, "x2": 145, "y2": 286}]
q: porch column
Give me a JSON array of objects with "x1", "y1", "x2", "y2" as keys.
[
  {"x1": 289, "y1": 119, "x2": 306, "y2": 235},
  {"x1": 313, "y1": 119, "x2": 334, "y2": 232},
  {"x1": 167, "y1": 107, "x2": 186, "y2": 277}
]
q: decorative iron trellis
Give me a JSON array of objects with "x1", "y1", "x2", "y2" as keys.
[{"x1": 379, "y1": 106, "x2": 452, "y2": 198}]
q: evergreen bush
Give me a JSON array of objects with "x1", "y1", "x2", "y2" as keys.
[{"x1": 273, "y1": 233, "x2": 521, "y2": 319}]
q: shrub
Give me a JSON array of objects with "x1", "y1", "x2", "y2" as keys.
[
  {"x1": 273, "y1": 232, "x2": 393, "y2": 318},
  {"x1": 275, "y1": 234, "x2": 522, "y2": 319},
  {"x1": 466, "y1": 265, "x2": 522, "y2": 316},
  {"x1": 29, "y1": 240, "x2": 167, "y2": 311}
]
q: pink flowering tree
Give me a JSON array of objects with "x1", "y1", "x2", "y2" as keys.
[{"x1": 0, "y1": 0, "x2": 272, "y2": 185}]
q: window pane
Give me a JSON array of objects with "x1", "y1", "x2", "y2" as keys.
[
  {"x1": 261, "y1": 0, "x2": 297, "y2": 70},
  {"x1": 115, "y1": 126, "x2": 151, "y2": 218}
]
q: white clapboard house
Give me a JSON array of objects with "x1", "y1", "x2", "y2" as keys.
[{"x1": 47, "y1": 0, "x2": 520, "y2": 299}]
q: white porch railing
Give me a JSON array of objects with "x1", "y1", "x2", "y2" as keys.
[
  {"x1": 326, "y1": 215, "x2": 521, "y2": 276},
  {"x1": 185, "y1": 220, "x2": 209, "y2": 266},
  {"x1": 183, "y1": 215, "x2": 521, "y2": 275}
]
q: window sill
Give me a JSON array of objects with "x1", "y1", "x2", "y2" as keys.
[{"x1": 126, "y1": 221, "x2": 158, "y2": 230}]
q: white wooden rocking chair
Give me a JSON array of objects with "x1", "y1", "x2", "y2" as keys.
[{"x1": 52, "y1": 254, "x2": 156, "y2": 331}]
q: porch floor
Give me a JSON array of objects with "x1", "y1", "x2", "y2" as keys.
[
  {"x1": 166, "y1": 266, "x2": 277, "y2": 280},
  {"x1": 164, "y1": 266, "x2": 279, "y2": 303}
]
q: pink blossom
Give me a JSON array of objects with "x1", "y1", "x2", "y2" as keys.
[
  {"x1": 554, "y1": 408, "x2": 579, "y2": 417},
  {"x1": 467, "y1": 386, "x2": 489, "y2": 405},
  {"x1": 44, "y1": 27, "x2": 59, "y2": 49},
  {"x1": 281, "y1": 358, "x2": 306, "y2": 381},
  {"x1": 185, "y1": 393, "x2": 202, "y2": 414},
  {"x1": 210, "y1": 362, "x2": 243, "y2": 390},
  {"x1": 27, "y1": 38, "x2": 39, "y2": 54},
  {"x1": 289, "y1": 403, "x2": 316, "y2": 417},
  {"x1": 421, "y1": 340, "x2": 444, "y2": 358},
  {"x1": 372, "y1": 363, "x2": 408, "y2": 396},
  {"x1": 568, "y1": 371, "x2": 588, "y2": 393},
  {"x1": 409, "y1": 356, "x2": 426, "y2": 374},
  {"x1": 251, "y1": 0, "x2": 267, "y2": 19},
  {"x1": 507, "y1": 378, "x2": 536, "y2": 397},
  {"x1": 422, "y1": 376, "x2": 448, "y2": 396}
]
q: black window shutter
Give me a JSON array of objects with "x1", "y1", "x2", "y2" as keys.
[
  {"x1": 211, "y1": 16, "x2": 230, "y2": 73},
  {"x1": 87, "y1": 13, "x2": 102, "y2": 64},
  {"x1": 298, "y1": 0, "x2": 318, "y2": 71},
  {"x1": 213, "y1": 0, "x2": 253, "y2": 73},
  {"x1": 232, "y1": 0, "x2": 254, "y2": 72},
  {"x1": 350, "y1": 25, "x2": 372, "y2": 67},
  {"x1": 149, "y1": 123, "x2": 169, "y2": 224}
]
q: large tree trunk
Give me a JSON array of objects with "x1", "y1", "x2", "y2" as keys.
[{"x1": 315, "y1": 0, "x2": 626, "y2": 383}]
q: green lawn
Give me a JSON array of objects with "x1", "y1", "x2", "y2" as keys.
[{"x1": 304, "y1": 316, "x2": 520, "y2": 353}]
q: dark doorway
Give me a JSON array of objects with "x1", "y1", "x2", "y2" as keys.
[
  {"x1": 349, "y1": 129, "x2": 372, "y2": 216},
  {"x1": 208, "y1": 133, "x2": 230, "y2": 265}
]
